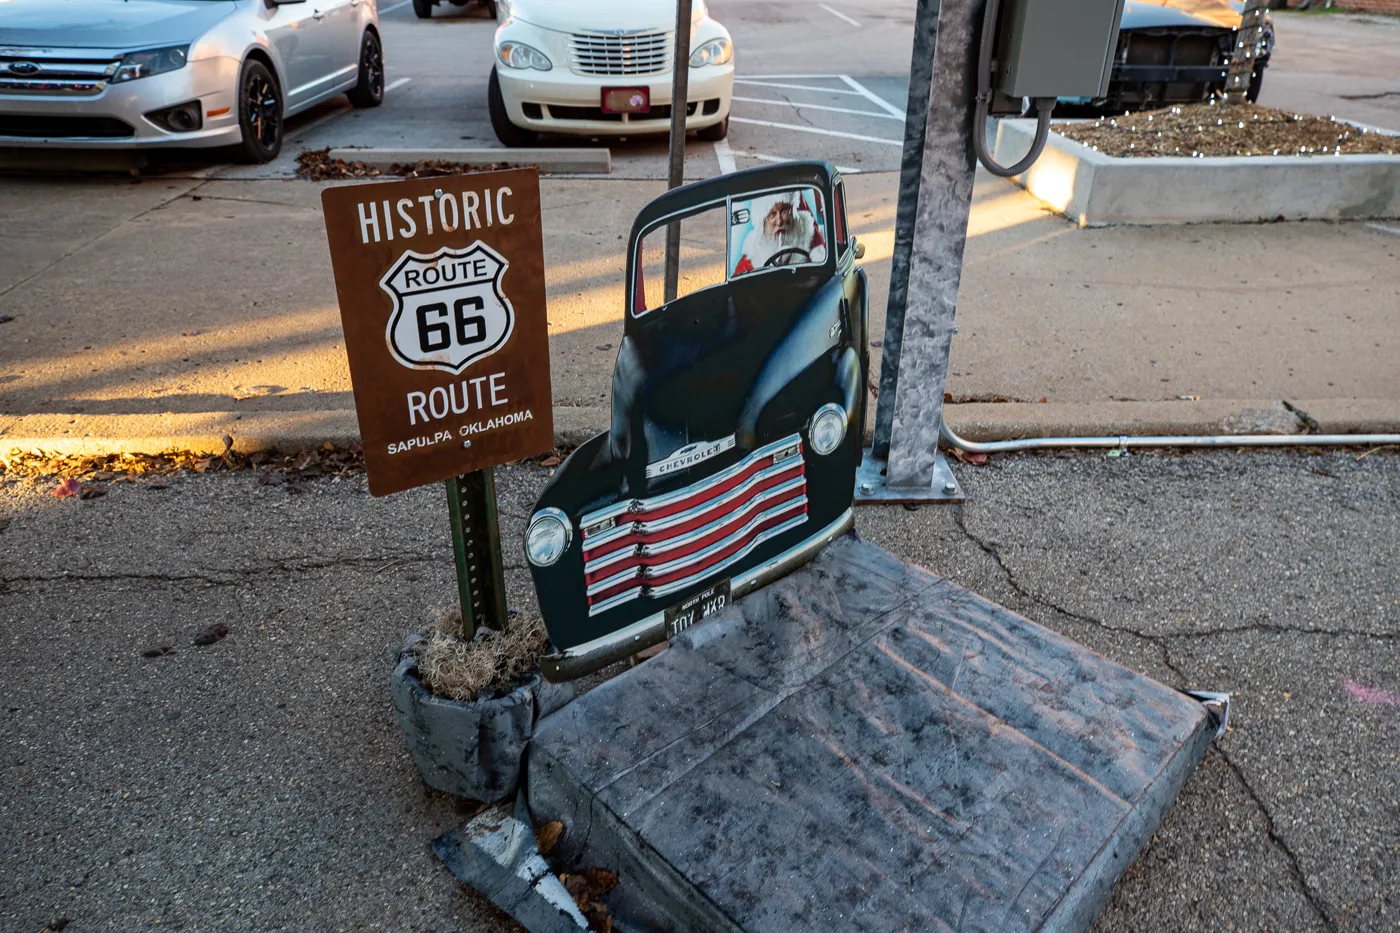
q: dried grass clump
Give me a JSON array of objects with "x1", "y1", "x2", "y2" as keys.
[{"x1": 414, "y1": 607, "x2": 548, "y2": 701}]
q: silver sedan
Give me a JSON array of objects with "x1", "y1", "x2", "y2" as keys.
[{"x1": 0, "y1": 0, "x2": 385, "y2": 162}]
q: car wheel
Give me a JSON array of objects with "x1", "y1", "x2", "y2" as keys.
[
  {"x1": 488, "y1": 66, "x2": 537, "y2": 147},
  {"x1": 697, "y1": 116, "x2": 728, "y2": 142},
  {"x1": 413, "y1": 0, "x2": 433, "y2": 18},
  {"x1": 235, "y1": 59, "x2": 283, "y2": 164},
  {"x1": 1247, "y1": 64, "x2": 1265, "y2": 103},
  {"x1": 347, "y1": 31, "x2": 385, "y2": 108}
]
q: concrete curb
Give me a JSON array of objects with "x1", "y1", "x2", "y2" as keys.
[
  {"x1": 5, "y1": 399, "x2": 1398, "y2": 460},
  {"x1": 327, "y1": 147, "x2": 612, "y2": 174},
  {"x1": 0, "y1": 406, "x2": 609, "y2": 458},
  {"x1": 995, "y1": 118, "x2": 1400, "y2": 226}
]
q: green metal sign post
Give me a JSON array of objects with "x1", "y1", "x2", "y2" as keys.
[{"x1": 445, "y1": 468, "x2": 509, "y2": 640}]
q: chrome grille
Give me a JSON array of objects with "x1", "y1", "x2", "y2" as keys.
[
  {"x1": 581, "y1": 436, "x2": 809, "y2": 616},
  {"x1": 0, "y1": 55, "x2": 117, "y2": 97},
  {"x1": 569, "y1": 31, "x2": 672, "y2": 76}
]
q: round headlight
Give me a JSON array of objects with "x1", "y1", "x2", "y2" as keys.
[
  {"x1": 808, "y1": 403, "x2": 847, "y2": 456},
  {"x1": 525, "y1": 508, "x2": 571, "y2": 567}
]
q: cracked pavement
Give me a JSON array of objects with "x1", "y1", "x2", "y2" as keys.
[{"x1": 2, "y1": 448, "x2": 1398, "y2": 932}]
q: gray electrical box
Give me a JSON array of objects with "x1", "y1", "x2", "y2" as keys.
[{"x1": 996, "y1": 0, "x2": 1127, "y2": 99}]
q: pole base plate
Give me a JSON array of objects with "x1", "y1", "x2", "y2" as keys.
[{"x1": 854, "y1": 448, "x2": 964, "y2": 504}]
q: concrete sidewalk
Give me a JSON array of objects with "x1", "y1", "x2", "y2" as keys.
[
  {"x1": 3, "y1": 171, "x2": 1399, "y2": 456},
  {"x1": 1, "y1": 450, "x2": 1396, "y2": 931}
]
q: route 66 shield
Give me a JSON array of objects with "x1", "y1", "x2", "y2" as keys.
[{"x1": 380, "y1": 242, "x2": 515, "y2": 373}]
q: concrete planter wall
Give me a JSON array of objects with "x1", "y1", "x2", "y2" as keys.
[
  {"x1": 391, "y1": 633, "x2": 576, "y2": 802},
  {"x1": 995, "y1": 117, "x2": 1400, "y2": 226}
]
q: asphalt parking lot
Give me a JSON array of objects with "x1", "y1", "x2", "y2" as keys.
[{"x1": 155, "y1": 0, "x2": 918, "y2": 181}]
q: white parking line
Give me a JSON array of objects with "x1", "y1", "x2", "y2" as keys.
[
  {"x1": 738, "y1": 73, "x2": 846, "y2": 80},
  {"x1": 386, "y1": 77, "x2": 412, "y2": 93},
  {"x1": 732, "y1": 95, "x2": 902, "y2": 121},
  {"x1": 734, "y1": 79, "x2": 867, "y2": 97},
  {"x1": 747, "y1": 152, "x2": 862, "y2": 174},
  {"x1": 730, "y1": 116, "x2": 903, "y2": 146},
  {"x1": 380, "y1": 0, "x2": 412, "y2": 14},
  {"x1": 818, "y1": 4, "x2": 862, "y2": 27},
  {"x1": 714, "y1": 137, "x2": 737, "y2": 174},
  {"x1": 1369, "y1": 222, "x2": 1400, "y2": 236},
  {"x1": 837, "y1": 75, "x2": 906, "y2": 119}
]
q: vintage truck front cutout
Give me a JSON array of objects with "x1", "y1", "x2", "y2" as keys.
[{"x1": 525, "y1": 162, "x2": 868, "y2": 680}]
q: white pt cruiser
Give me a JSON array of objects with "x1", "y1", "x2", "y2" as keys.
[{"x1": 489, "y1": 0, "x2": 734, "y2": 146}]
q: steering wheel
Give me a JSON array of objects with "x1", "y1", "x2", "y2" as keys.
[{"x1": 763, "y1": 246, "x2": 812, "y2": 267}]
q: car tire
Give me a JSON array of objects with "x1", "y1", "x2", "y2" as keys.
[
  {"x1": 413, "y1": 0, "x2": 433, "y2": 18},
  {"x1": 1247, "y1": 64, "x2": 1265, "y2": 103},
  {"x1": 484, "y1": 0, "x2": 498, "y2": 17},
  {"x1": 489, "y1": 66, "x2": 537, "y2": 147},
  {"x1": 347, "y1": 31, "x2": 385, "y2": 108},
  {"x1": 697, "y1": 116, "x2": 729, "y2": 142},
  {"x1": 234, "y1": 59, "x2": 283, "y2": 164}
]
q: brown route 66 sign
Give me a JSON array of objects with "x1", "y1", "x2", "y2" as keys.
[{"x1": 321, "y1": 168, "x2": 553, "y2": 496}]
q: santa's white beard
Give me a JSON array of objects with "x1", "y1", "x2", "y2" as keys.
[{"x1": 744, "y1": 212, "x2": 814, "y2": 267}]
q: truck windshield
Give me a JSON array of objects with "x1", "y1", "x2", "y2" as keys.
[
  {"x1": 728, "y1": 187, "x2": 827, "y2": 277},
  {"x1": 632, "y1": 185, "x2": 829, "y2": 316}
]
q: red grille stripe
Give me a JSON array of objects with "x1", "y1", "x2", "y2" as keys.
[
  {"x1": 586, "y1": 501, "x2": 808, "y2": 606},
  {"x1": 583, "y1": 444, "x2": 803, "y2": 531},
  {"x1": 583, "y1": 483, "x2": 808, "y2": 585},
  {"x1": 583, "y1": 466, "x2": 805, "y2": 561}
]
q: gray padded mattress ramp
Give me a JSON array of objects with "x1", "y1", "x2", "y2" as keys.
[{"x1": 528, "y1": 534, "x2": 1215, "y2": 933}]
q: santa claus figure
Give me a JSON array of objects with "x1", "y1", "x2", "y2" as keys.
[{"x1": 732, "y1": 190, "x2": 827, "y2": 276}]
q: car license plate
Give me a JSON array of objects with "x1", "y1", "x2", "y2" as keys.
[
  {"x1": 602, "y1": 87, "x2": 650, "y2": 114},
  {"x1": 664, "y1": 579, "x2": 730, "y2": 637}
]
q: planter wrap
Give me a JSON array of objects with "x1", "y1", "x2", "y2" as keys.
[{"x1": 392, "y1": 634, "x2": 576, "y2": 801}]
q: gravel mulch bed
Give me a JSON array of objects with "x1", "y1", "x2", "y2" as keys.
[{"x1": 1053, "y1": 101, "x2": 1400, "y2": 158}]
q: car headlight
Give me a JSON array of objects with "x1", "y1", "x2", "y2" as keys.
[
  {"x1": 689, "y1": 37, "x2": 732, "y2": 68},
  {"x1": 497, "y1": 42, "x2": 552, "y2": 71},
  {"x1": 526, "y1": 508, "x2": 571, "y2": 567},
  {"x1": 808, "y1": 403, "x2": 847, "y2": 456},
  {"x1": 110, "y1": 45, "x2": 189, "y2": 83}
]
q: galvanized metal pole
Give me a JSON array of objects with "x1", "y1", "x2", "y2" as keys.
[
  {"x1": 445, "y1": 468, "x2": 509, "y2": 640},
  {"x1": 1223, "y1": 0, "x2": 1268, "y2": 104},
  {"x1": 663, "y1": 0, "x2": 693, "y2": 304},
  {"x1": 881, "y1": 0, "x2": 982, "y2": 490},
  {"x1": 871, "y1": 0, "x2": 939, "y2": 461}
]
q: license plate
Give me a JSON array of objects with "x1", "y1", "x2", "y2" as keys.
[
  {"x1": 664, "y1": 579, "x2": 731, "y2": 637},
  {"x1": 601, "y1": 87, "x2": 650, "y2": 114}
]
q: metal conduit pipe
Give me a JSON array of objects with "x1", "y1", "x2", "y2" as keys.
[{"x1": 939, "y1": 419, "x2": 1400, "y2": 454}]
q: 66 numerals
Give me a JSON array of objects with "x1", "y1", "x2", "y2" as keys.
[{"x1": 415, "y1": 295, "x2": 486, "y2": 353}]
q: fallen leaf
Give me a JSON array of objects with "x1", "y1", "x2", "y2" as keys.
[
  {"x1": 540, "y1": 455, "x2": 561, "y2": 468},
  {"x1": 191, "y1": 458, "x2": 215, "y2": 473},
  {"x1": 0, "y1": 517, "x2": 11, "y2": 534},
  {"x1": 142, "y1": 646, "x2": 174, "y2": 659},
  {"x1": 535, "y1": 820, "x2": 564, "y2": 855},
  {"x1": 0, "y1": 314, "x2": 13, "y2": 324},
  {"x1": 192, "y1": 623, "x2": 229, "y2": 646},
  {"x1": 583, "y1": 868, "x2": 618, "y2": 895},
  {"x1": 257, "y1": 471, "x2": 286, "y2": 486},
  {"x1": 949, "y1": 449, "x2": 988, "y2": 465},
  {"x1": 51, "y1": 478, "x2": 82, "y2": 498},
  {"x1": 561, "y1": 873, "x2": 594, "y2": 912},
  {"x1": 79, "y1": 485, "x2": 107, "y2": 500}
]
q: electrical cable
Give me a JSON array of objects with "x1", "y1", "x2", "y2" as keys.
[{"x1": 972, "y1": 0, "x2": 1056, "y2": 177}]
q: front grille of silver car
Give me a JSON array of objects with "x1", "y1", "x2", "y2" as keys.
[
  {"x1": 569, "y1": 31, "x2": 672, "y2": 76},
  {"x1": 0, "y1": 56, "x2": 118, "y2": 97}
]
